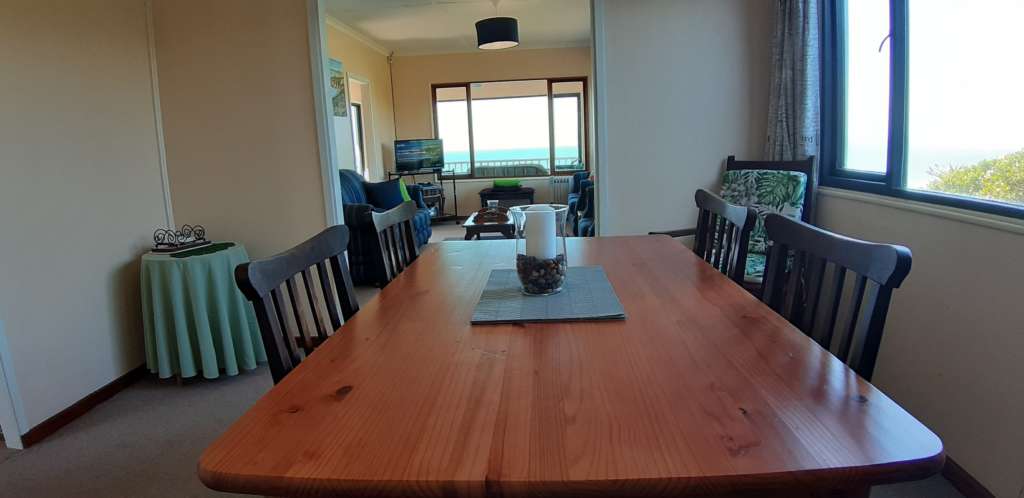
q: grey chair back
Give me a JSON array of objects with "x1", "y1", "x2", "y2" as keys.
[
  {"x1": 371, "y1": 201, "x2": 420, "y2": 285},
  {"x1": 235, "y1": 225, "x2": 359, "y2": 384},
  {"x1": 761, "y1": 214, "x2": 911, "y2": 381},
  {"x1": 691, "y1": 189, "x2": 757, "y2": 284}
]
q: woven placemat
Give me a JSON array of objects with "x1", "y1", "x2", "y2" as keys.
[{"x1": 471, "y1": 266, "x2": 626, "y2": 324}]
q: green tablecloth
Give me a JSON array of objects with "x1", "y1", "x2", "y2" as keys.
[{"x1": 141, "y1": 244, "x2": 266, "y2": 379}]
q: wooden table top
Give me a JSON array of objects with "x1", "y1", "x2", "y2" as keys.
[{"x1": 199, "y1": 236, "x2": 943, "y2": 497}]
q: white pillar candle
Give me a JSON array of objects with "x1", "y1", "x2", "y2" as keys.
[{"x1": 524, "y1": 205, "x2": 556, "y2": 260}]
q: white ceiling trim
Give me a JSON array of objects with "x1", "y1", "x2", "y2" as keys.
[{"x1": 324, "y1": 15, "x2": 392, "y2": 56}]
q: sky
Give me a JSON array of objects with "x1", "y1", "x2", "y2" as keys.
[
  {"x1": 436, "y1": 95, "x2": 580, "y2": 155},
  {"x1": 846, "y1": 0, "x2": 1024, "y2": 189}
]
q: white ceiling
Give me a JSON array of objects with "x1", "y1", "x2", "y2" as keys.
[{"x1": 324, "y1": 0, "x2": 591, "y2": 56}]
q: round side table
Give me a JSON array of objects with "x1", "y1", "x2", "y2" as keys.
[{"x1": 141, "y1": 243, "x2": 266, "y2": 380}]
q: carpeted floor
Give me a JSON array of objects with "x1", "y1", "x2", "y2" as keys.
[
  {"x1": 0, "y1": 369, "x2": 270, "y2": 497},
  {"x1": 0, "y1": 223, "x2": 966, "y2": 497}
]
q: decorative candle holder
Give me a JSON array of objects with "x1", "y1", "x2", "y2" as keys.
[{"x1": 509, "y1": 204, "x2": 569, "y2": 295}]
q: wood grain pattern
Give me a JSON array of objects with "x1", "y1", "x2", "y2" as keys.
[{"x1": 199, "y1": 237, "x2": 943, "y2": 497}]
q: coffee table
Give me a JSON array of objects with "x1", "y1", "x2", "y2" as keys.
[{"x1": 463, "y1": 212, "x2": 515, "y2": 240}]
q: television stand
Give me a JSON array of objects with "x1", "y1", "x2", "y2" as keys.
[{"x1": 388, "y1": 168, "x2": 459, "y2": 223}]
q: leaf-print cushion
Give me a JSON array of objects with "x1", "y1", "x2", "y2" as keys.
[
  {"x1": 744, "y1": 252, "x2": 766, "y2": 284},
  {"x1": 721, "y1": 170, "x2": 807, "y2": 254}
]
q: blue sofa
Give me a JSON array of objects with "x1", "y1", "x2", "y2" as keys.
[
  {"x1": 566, "y1": 171, "x2": 591, "y2": 236},
  {"x1": 338, "y1": 169, "x2": 432, "y2": 286}
]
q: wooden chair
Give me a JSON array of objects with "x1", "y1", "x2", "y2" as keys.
[
  {"x1": 235, "y1": 225, "x2": 360, "y2": 384},
  {"x1": 725, "y1": 155, "x2": 817, "y2": 223},
  {"x1": 686, "y1": 189, "x2": 757, "y2": 284},
  {"x1": 371, "y1": 201, "x2": 420, "y2": 285},
  {"x1": 761, "y1": 213, "x2": 912, "y2": 381}
]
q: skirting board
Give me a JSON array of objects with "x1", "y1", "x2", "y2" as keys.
[
  {"x1": 20, "y1": 365, "x2": 146, "y2": 448},
  {"x1": 942, "y1": 457, "x2": 996, "y2": 498}
]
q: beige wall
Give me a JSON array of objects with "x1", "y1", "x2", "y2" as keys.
[
  {"x1": 152, "y1": 0, "x2": 325, "y2": 259},
  {"x1": 817, "y1": 192, "x2": 1024, "y2": 498},
  {"x1": 0, "y1": 0, "x2": 170, "y2": 429},
  {"x1": 326, "y1": 24, "x2": 396, "y2": 181},
  {"x1": 391, "y1": 47, "x2": 592, "y2": 143},
  {"x1": 595, "y1": 0, "x2": 773, "y2": 235}
]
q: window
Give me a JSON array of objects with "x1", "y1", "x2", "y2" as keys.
[
  {"x1": 350, "y1": 102, "x2": 366, "y2": 178},
  {"x1": 822, "y1": 0, "x2": 1024, "y2": 218},
  {"x1": 432, "y1": 78, "x2": 588, "y2": 178}
]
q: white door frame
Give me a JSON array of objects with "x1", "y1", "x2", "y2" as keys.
[
  {"x1": 0, "y1": 320, "x2": 26, "y2": 449},
  {"x1": 590, "y1": 0, "x2": 607, "y2": 236},
  {"x1": 346, "y1": 74, "x2": 379, "y2": 180},
  {"x1": 306, "y1": 0, "x2": 344, "y2": 226}
]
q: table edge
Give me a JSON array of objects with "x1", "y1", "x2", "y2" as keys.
[{"x1": 198, "y1": 446, "x2": 945, "y2": 497}]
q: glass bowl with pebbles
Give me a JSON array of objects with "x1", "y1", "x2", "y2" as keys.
[{"x1": 509, "y1": 204, "x2": 569, "y2": 295}]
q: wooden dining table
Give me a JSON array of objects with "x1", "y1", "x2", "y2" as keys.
[{"x1": 199, "y1": 236, "x2": 944, "y2": 498}]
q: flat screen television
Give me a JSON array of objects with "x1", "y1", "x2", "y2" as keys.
[{"x1": 394, "y1": 139, "x2": 444, "y2": 172}]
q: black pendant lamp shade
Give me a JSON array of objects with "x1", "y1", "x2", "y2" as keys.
[{"x1": 476, "y1": 17, "x2": 519, "y2": 50}]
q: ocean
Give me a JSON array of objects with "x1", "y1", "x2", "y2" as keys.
[{"x1": 443, "y1": 146, "x2": 580, "y2": 164}]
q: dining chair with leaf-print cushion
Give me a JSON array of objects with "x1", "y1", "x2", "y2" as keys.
[{"x1": 651, "y1": 155, "x2": 816, "y2": 294}]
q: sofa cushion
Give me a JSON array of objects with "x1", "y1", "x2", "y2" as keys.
[
  {"x1": 365, "y1": 179, "x2": 406, "y2": 210},
  {"x1": 721, "y1": 170, "x2": 807, "y2": 253},
  {"x1": 412, "y1": 208, "x2": 432, "y2": 246},
  {"x1": 338, "y1": 169, "x2": 368, "y2": 205},
  {"x1": 398, "y1": 181, "x2": 412, "y2": 202}
]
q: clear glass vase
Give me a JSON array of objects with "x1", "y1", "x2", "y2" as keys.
[{"x1": 509, "y1": 204, "x2": 569, "y2": 295}]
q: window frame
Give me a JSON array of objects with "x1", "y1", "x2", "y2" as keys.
[
  {"x1": 820, "y1": 0, "x2": 1024, "y2": 220},
  {"x1": 430, "y1": 77, "x2": 590, "y2": 179}
]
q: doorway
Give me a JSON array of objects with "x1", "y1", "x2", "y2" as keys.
[{"x1": 347, "y1": 76, "x2": 373, "y2": 179}]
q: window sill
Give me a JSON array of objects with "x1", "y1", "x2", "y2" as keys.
[{"x1": 819, "y1": 187, "x2": 1024, "y2": 236}]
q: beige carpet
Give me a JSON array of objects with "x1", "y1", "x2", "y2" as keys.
[{"x1": 0, "y1": 369, "x2": 270, "y2": 497}]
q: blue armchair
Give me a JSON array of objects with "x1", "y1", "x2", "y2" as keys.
[
  {"x1": 338, "y1": 169, "x2": 432, "y2": 286},
  {"x1": 576, "y1": 184, "x2": 596, "y2": 237},
  {"x1": 566, "y1": 171, "x2": 591, "y2": 235}
]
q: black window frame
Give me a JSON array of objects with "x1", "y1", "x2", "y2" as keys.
[
  {"x1": 431, "y1": 77, "x2": 590, "y2": 179},
  {"x1": 820, "y1": 0, "x2": 1024, "y2": 220}
]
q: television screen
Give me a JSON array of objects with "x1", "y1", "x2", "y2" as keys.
[{"x1": 394, "y1": 139, "x2": 444, "y2": 172}]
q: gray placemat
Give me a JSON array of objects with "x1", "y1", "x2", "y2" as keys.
[{"x1": 472, "y1": 266, "x2": 626, "y2": 324}]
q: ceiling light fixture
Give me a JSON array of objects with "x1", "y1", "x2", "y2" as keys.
[{"x1": 476, "y1": 0, "x2": 519, "y2": 50}]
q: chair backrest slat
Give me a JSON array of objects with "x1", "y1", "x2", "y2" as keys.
[
  {"x1": 712, "y1": 216, "x2": 728, "y2": 270},
  {"x1": 371, "y1": 201, "x2": 420, "y2": 286},
  {"x1": 684, "y1": 190, "x2": 757, "y2": 284},
  {"x1": 781, "y1": 250, "x2": 805, "y2": 320},
  {"x1": 235, "y1": 225, "x2": 360, "y2": 384},
  {"x1": 694, "y1": 209, "x2": 711, "y2": 256},
  {"x1": 836, "y1": 275, "x2": 869, "y2": 363},
  {"x1": 329, "y1": 254, "x2": 360, "y2": 321},
  {"x1": 270, "y1": 288, "x2": 304, "y2": 364},
  {"x1": 300, "y1": 267, "x2": 327, "y2": 340},
  {"x1": 253, "y1": 294, "x2": 294, "y2": 383},
  {"x1": 722, "y1": 222, "x2": 736, "y2": 273},
  {"x1": 810, "y1": 264, "x2": 846, "y2": 348},
  {"x1": 761, "y1": 214, "x2": 911, "y2": 381},
  {"x1": 284, "y1": 276, "x2": 315, "y2": 354},
  {"x1": 799, "y1": 255, "x2": 827, "y2": 333},
  {"x1": 315, "y1": 260, "x2": 343, "y2": 331}
]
